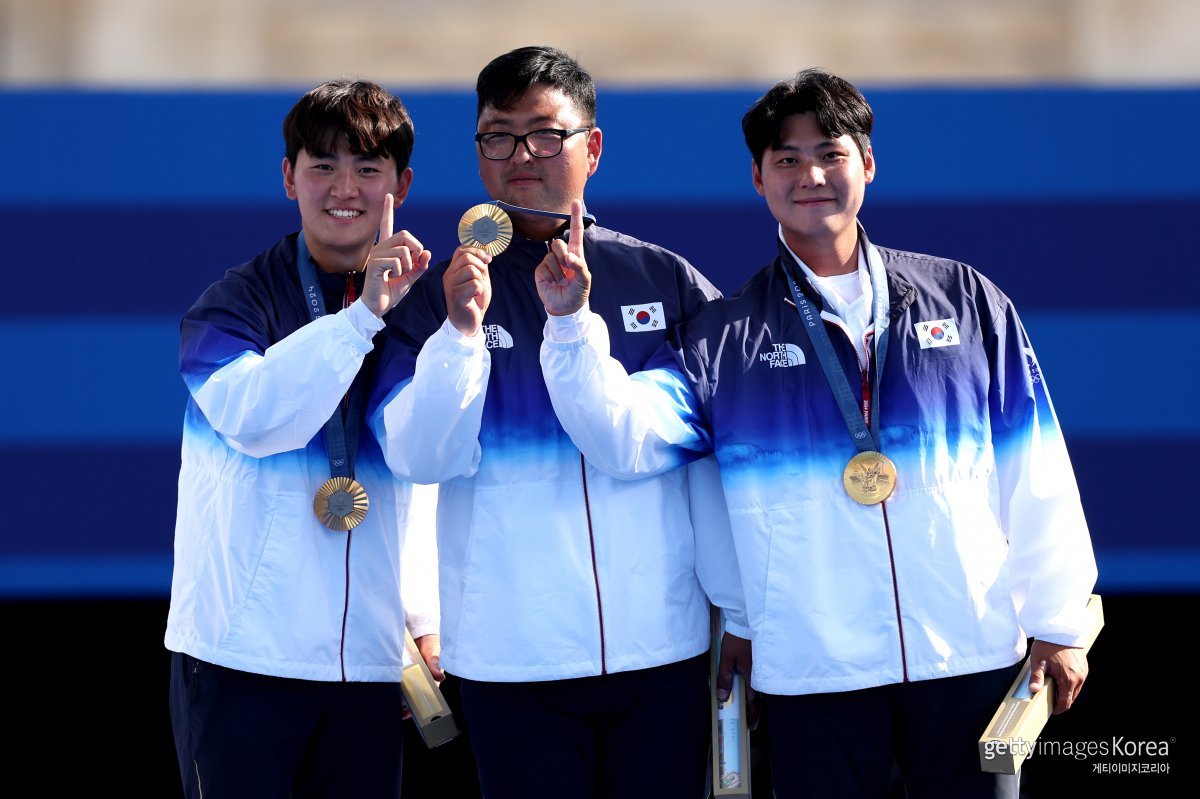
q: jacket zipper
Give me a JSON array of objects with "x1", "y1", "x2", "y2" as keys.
[
  {"x1": 580, "y1": 453, "x2": 608, "y2": 674},
  {"x1": 339, "y1": 530, "x2": 352, "y2": 682},
  {"x1": 850, "y1": 324, "x2": 909, "y2": 682},
  {"x1": 337, "y1": 280, "x2": 356, "y2": 684},
  {"x1": 879, "y1": 501, "x2": 908, "y2": 681}
]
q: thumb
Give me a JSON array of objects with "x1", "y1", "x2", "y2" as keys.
[
  {"x1": 1028, "y1": 659, "x2": 1047, "y2": 693},
  {"x1": 426, "y1": 655, "x2": 445, "y2": 683},
  {"x1": 716, "y1": 654, "x2": 734, "y2": 702}
]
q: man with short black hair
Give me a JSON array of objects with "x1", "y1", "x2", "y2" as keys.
[
  {"x1": 372, "y1": 46, "x2": 749, "y2": 798},
  {"x1": 536, "y1": 67, "x2": 1098, "y2": 798},
  {"x1": 166, "y1": 78, "x2": 436, "y2": 799}
]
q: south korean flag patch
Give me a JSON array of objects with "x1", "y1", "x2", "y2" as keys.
[
  {"x1": 914, "y1": 318, "x2": 960, "y2": 349},
  {"x1": 621, "y1": 302, "x2": 666, "y2": 333}
]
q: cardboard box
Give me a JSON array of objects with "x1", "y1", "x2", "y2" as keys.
[
  {"x1": 710, "y1": 616, "x2": 752, "y2": 797},
  {"x1": 401, "y1": 629, "x2": 459, "y2": 749},
  {"x1": 978, "y1": 594, "x2": 1105, "y2": 774}
]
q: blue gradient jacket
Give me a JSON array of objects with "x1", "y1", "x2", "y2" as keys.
[
  {"x1": 371, "y1": 225, "x2": 748, "y2": 682},
  {"x1": 165, "y1": 234, "x2": 436, "y2": 682},
  {"x1": 541, "y1": 234, "x2": 1097, "y2": 695}
]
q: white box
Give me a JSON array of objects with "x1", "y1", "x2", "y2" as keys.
[
  {"x1": 401, "y1": 629, "x2": 460, "y2": 749},
  {"x1": 978, "y1": 594, "x2": 1104, "y2": 774},
  {"x1": 710, "y1": 615, "x2": 752, "y2": 797}
]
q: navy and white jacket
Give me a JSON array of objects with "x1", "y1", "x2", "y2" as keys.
[
  {"x1": 541, "y1": 233, "x2": 1097, "y2": 695},
  {"x1": 371, "y1": 225, "x2": 749, "y2": 682},
  {"x1": 165, "y1": 233, "x2": 437, "y2": 683}
]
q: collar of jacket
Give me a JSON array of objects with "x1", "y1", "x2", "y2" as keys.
[{"x1": 774, "y1": 226, "x2": 917, "y2": 321}]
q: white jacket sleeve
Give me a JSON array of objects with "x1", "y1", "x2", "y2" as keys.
[
  {"x1": 991, "y1": 304, "x2": 1098, "y2": 647},
  {"x1": 373, "y1": 319, "x2": 491, "y2": 484},
  {"x1": 190, "y1": 301, "x2": 383, "y2": 459},
  {"x1": 540, "y1": 307, "x2": 712, "y2": 479},
  {"x1": 688, "y1": 455, "x2": 751, "y2": 636},
  {"x1": 401, "y1": 481, "x2": 441, "y2": 639}
]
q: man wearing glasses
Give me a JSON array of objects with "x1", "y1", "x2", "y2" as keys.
[{"x1": 370, "y1": 45, "x2": 749, "y2": 798}]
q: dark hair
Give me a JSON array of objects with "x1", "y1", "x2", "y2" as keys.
[
  {"x1": 476, "y1": 46, "x2": 597, "y2": 126},
  {"x1": 742, "y1": 69, "x2": 872, "y2": 167},
  {"x1": 283, "y1": 79, "x2": 414, "y2": 174}
]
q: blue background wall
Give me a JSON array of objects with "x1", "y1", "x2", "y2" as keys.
[{"x1": 2, "y1": 85, "x2": 1196, "y2": 597}]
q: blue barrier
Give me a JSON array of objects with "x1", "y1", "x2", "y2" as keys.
[{"x1": 2, "y1": 86, "x2": 1197, "y2": 594}]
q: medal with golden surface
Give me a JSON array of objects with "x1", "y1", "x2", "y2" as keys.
[
  {"x1": 314, "y1": 476, "x2": 369, "y2": 531},
  {"x1": 458, "y1": 203, "x2": 513, "y2": 257},
  {"x1": 843, "y1": 451, "x2": 897, "y2": 505}
]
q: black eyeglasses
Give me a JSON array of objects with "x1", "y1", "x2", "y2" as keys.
[{"x1": 475, "y1": 128, "x2": 590, "y2": 160}]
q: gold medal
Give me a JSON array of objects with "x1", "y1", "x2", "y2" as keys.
[
  {"x1": 458, "y1": 203, "x2": 513, "y2": 257},
  {"x1": 314, "y1": 477, "x2": 369, "y2": 531},
  {"x1": 842, "y1": 451, "x2": 897, "y2": 505}
]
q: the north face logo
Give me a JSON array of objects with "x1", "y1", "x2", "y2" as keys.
[
  {"x1": 483, "y1": 324, "x2": 514, "y2": 349},
  {"x1": 759, "y1": 343, "x2": 805, "y2": 368}
]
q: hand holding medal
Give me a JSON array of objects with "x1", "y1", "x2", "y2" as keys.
[
  {"x1": 445, "y1": 204, "x2": 504, "y2": 338},
  {"x1": 450, "y1": 200, "x2": 597, "y2": 337}
]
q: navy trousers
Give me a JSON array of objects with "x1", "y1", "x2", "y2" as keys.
[
  {"x1": 765, "y1": 663, "x2": 1022, "y2": 799},
  {"x1": 169, "y1": 652, "x2": 406, "y2": 799},
  {"x1": 458, "y1": 654, "x2": 710, "y2": 799}
]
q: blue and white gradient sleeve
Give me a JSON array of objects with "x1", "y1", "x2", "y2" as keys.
[
  {"x1": 540, "y1": 307, "x2": 712, "y2": 479},
  {"x1": 373, "y1": 319, "x2": 491, "y2": 484},
  {"x1": 183, "y1": 302, "x2": 381, "y2": 459},
  {"x1": 990, "y1": 303, "x2": 1097, "y2": 647},
  {"x1": 688, "y1": 455, "x2": 750, "y2": 635}
]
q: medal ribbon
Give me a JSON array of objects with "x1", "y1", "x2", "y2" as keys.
[
  {"x1": 493, "y1": 201, "x2": 598, "y2": 232},
  {"x1": 781, "y1": 235, "x2": 891, "y2": 453},
  {"x1": 296, "y1": 233, "x2": 365, "y2": 480}
]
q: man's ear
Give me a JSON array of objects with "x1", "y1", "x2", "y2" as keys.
[
  {"x1": 585, "y1": 127, "x2": 603, "y2": 177},
  {"x1": 751, "y1": 159, "x2": 765, "y2": 197},
  {"x1": 391, "y1": 167, "x2": 414, "y2": 205},
  {"x1": 282, "y1": 157, "x2": 298, "y2": 200}
]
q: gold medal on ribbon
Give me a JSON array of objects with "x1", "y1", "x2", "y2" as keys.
[
  {"x1": 458, "y1": 203, "x2": 513, "y2": 257},
  {"x1": 314, "y1": 477, "x2": 369, "y2": 531},
  {"x1": 843, "y1": 451, "x2": 897, "y2": 505}
]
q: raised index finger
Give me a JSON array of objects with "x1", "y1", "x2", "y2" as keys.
[
  {"x1": 568, "y1": 199, "x2": 584, "y2": 258},
  {"x1": 379, "y1": 193, "x2": 394, "y2": 243}
]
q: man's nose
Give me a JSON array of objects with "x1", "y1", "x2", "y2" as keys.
[
  {"x1": 799, "y1": 162, "x2": 825, "y2": 188},
  {"x1": 510, "y1": 138, "x2": 537, "y2": 163},
  {"x1": 332, "y1": 170, "x2": 359, "y2": 196}
]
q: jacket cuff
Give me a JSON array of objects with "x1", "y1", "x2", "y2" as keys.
[
  {"x1": 406, "y1": 616, "x2": 440, "y2": 641},
  {"x1": 345, "y1": 298, "x2": 386, "y2": 343},
  {"x1": 543, "y1": 304, "x2": 593, "y2": 343},
  {"x1": 440, "y1": 317, "x2": 488, "y2": 348},
  {"x1": 723, "y1": 620, "x2": 754, "y2": 641}
]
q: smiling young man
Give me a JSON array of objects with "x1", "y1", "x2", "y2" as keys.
[
  {"x1": 536, "y1": 68, "x2": 1098, "y2": 797},
  {"x1": 371, "y1": 46, "x2": 749, "y2": 798},
  {"x1": 165, "y1": 79, "x2": 436, "y2": 799}
]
